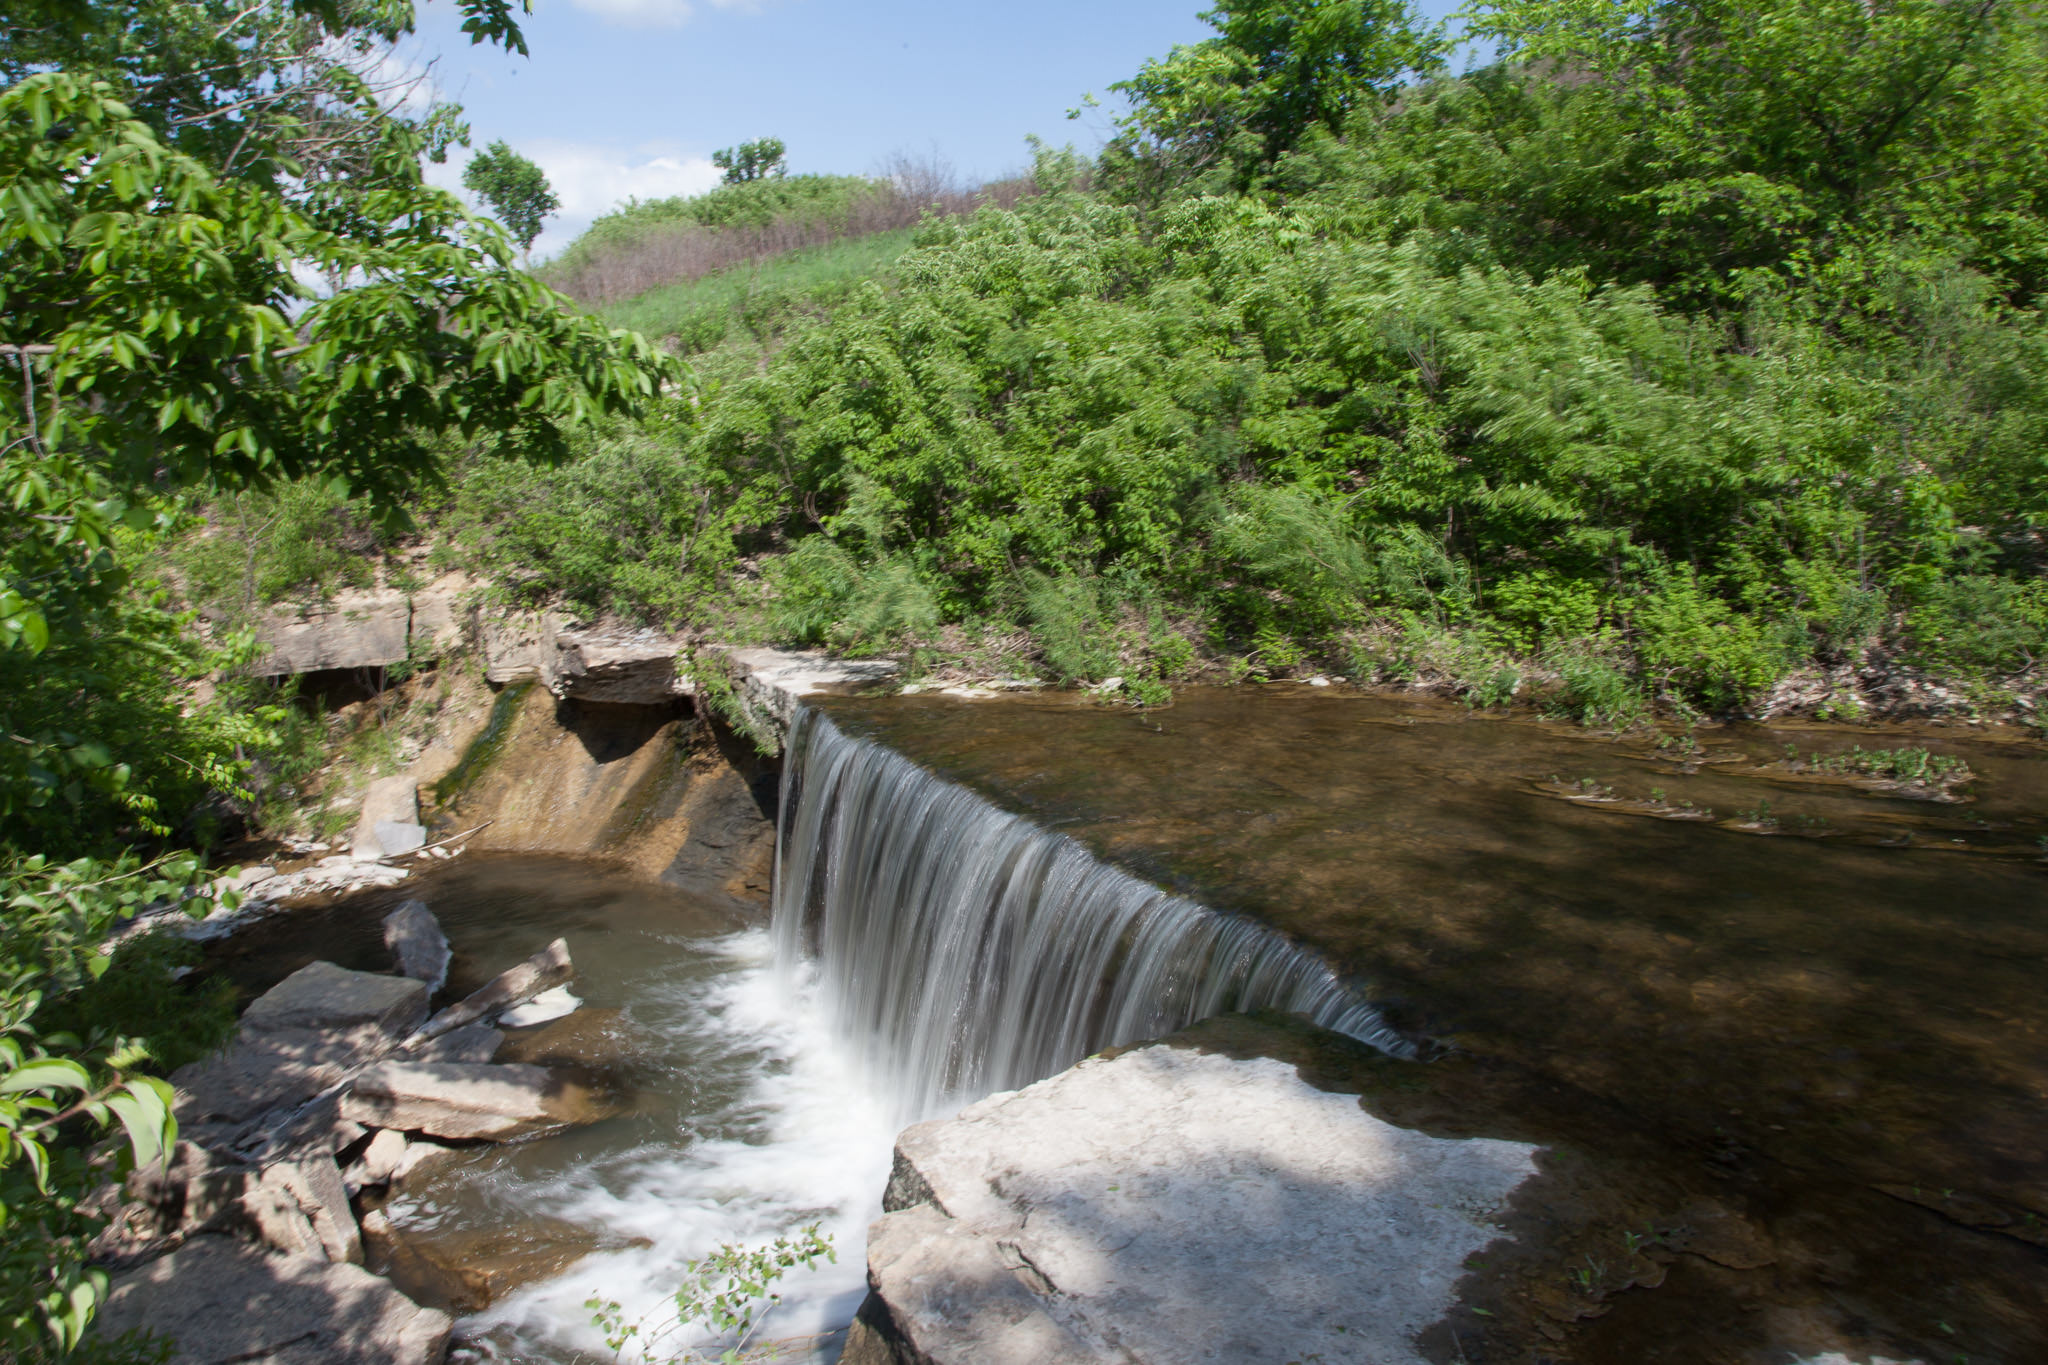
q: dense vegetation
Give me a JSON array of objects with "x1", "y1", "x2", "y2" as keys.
[
  {"x1": 0, "y1": 2, "x2": 676, "y2": 1353},
  {"x1": 394, "y1": 0, "x2": 2048, "y2": 723},
  {"x1": 2, "y1": 0, "x2": 2043, "y2": 1352}
]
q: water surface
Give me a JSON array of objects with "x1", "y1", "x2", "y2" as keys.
[{"x1": 822, "y1": 687, "x2": 2048, "y2": 1364}]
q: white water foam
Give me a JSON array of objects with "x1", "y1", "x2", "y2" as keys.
[{"x1": 420, "y1": 930, "x2": 895, "y2": 1359}]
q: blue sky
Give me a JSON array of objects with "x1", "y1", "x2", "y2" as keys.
[{"x1": 410, "y1": 0, "x2": 1465, "y2": 256}]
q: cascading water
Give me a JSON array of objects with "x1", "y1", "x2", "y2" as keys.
[{"x1": 773, "y1": 706, "x2": 1413, "y2": 1120}]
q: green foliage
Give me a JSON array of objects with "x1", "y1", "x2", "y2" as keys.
[
  {"x1": 403, "y1": 0, "x2": 2048, "y2": 731},
  {"x1": 171, "y1": 482, "x2": 382, "y2": 621},
  {"x1": 594, "y1": 228, "x2": 919, "y2": 353},
  {"x1": 463, "y1": 139, "x2": 558, "y2": 253},
  {"x1": 0, "y1": 5, "x2": 680, "y2": 1350},
  {"x1": 1798, "y1": 744, "x2": 1974, "y2": 792},
  {"x1": 446, "y1": 410, "x2": 714, "y2": 624},
  {"x1": 1105, "y1": 0, "x2": 1447, "y2": 196},
  {"x1": 0, "y1": 853, "x2": 227, "y2": 1354},
  {"x1": 712, "y1": 136, "x2": 787, "y2": 185},
  {"x1": 586, "y1": 1225, "x2": 834, "y2": 1364}
]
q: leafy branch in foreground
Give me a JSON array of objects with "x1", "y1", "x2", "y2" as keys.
[
  {"x1": 587, "y1": 1226, "x2": 835, "y2": 1364},
  {"x1": 0, "y1": 854, "x2": 226, "y2": 1354}
]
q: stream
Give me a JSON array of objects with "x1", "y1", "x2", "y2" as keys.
[{"x1": 212, "y1": 687, "x2": 2047, "y2": 1363}]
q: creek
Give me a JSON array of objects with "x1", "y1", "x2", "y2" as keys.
[{"x1": 217, "y1": 686, "x2": 2047, "y2": 1363}]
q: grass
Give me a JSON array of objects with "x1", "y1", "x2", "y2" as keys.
[
  {"x1": 1791, "y1": 744, "x2": 1975, "y2": 793},
  {"x1": 596, "y1": 227, "x2": 920, "y2": 352}
]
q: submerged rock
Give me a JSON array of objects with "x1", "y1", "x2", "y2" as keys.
[
  {"x1": 94, "y1": 1234, "x2": 450, "y2": 1364},
  {"x1": 363, "y1": 1210, "x2": 607, "y2": 1314},
  {"x1": 849, "y1": 1033, "x2": 1538, "y2": 1365},
  {"x1": 495, "y1": 1007, "x2": 634, "y2": 1074}
]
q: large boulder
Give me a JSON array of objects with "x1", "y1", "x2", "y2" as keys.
[
  {"x1": 551, "y1": 629, "x2": 693, "y2": 704},
  {"x1": 383, "y1": 900, "x2": 451, "y2": 990},
  {"x1": 175, "y1": 964, "x2": 428, "y2": 1130},
  {"x1": 340, "y1": 1061, "x2": 616, "y2": 1141},
  {"x1": 93, "y1": 1234, "x2": 450, "y2": 1365},
  {"x1": 174, "y1": 1029, "x2": 378, "y2": 1130},
  {"x1": 253, "y1": 590, "x2": 411, "y2": 676},
  {"x1": 351, "y1": 776, "x2": 422, "y2": 860},
  {"x1": 239, "y1": 961, "x2": 429, "y2": 1044},
  {"x1": 849, "y1": 1037, "x2": 1540, "y2": 1365}
]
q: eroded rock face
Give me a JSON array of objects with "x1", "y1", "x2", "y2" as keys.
[
  {"x1": 852, "y1": 1037, "x2": 1540, "y2": 1365},
  {"x1": 95, "y1": 1235, "x2": 451, "y2": 1364},
  {"x1": 721, "y1": 646, "x2": 900, "y2": 736},
  {"x1": 480, "y1": 610, "x2": 564, "y2": 684},
  {"x1": 551, "y1": 629, "x2": 692, "y2": 704}
]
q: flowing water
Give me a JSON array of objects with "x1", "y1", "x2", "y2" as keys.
[
  {"x1": 226, "y1": 687, "x2": 2048, "y2": 1364},
  {"x1": 773, "y1": 707, "x2": 1411, "y2": 1118},
  {"x1": 819, "y1": 686, "x2": 2048, "y2": 1364},
  {"x1": 215, "y1": 857, "x2": 897, "y2": 1362}
]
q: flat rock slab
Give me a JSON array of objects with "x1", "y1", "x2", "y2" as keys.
[
  {"x1": 173, "y1": 1028, "x2": 375, "y2": 1128},
  {"x1": 411, "y1": 1022, "x2": 502, "y2": 1065},
  {"x1": 94, "y1": 1234, "x2": 450, "y2": 1364},
  {"x1": 239, "y1": 961, "x2": 429, "y2": 1044},
  {"x1": 856, "y1": 1038, "x2": 1539, "y2": 1365},
  {"x1": 342, "y1": 1061, "x2": 616, "y2": 1141}
]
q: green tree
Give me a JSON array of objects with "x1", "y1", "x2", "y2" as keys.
[
  {"x1": 712, "y1": 136, "x2": 787, "y2": 184},
  {"x1": 1458, "y1": 0, "x2": 2048, "y2": 300},
  {"x1": 0, "y1": 3, "x2": 683, "y2": 1351},
  {"x1": 1105, "y1": 0, "x2": 1445, "y2": 195},
  {"x1": 464, "y1": 138, "x2": 560, "y2": 254}
]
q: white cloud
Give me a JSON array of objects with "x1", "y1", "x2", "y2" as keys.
[
  {"x1": 433, "y1": 140, "x2": 725, "y2": 258},
  {"x1": 561, "y1": 0, "x2": 759, "y2": 29}
]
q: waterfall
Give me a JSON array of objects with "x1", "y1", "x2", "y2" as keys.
[{"x1": 772, "y1": 707, "x2": 1413, "y2": 1120}]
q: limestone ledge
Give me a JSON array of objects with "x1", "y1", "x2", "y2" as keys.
[{"x1": 846, "y1": 1022, "x2": 1540, "y2": 1365}]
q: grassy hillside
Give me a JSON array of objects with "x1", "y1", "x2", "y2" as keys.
[{"x1": 596, "y1": 227, "x2": 920, "y2": 353}]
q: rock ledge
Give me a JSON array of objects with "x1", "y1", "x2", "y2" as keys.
[{"x1": 849, "y1": 1033, "x2": 1539, "y2": 1365}]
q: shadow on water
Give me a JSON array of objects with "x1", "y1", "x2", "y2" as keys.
[{"x1": 823, "y1": 687, "x2": 2048, "y2": 1365}]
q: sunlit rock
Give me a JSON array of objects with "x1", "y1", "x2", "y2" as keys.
[
  {"x1": 252, "y1": 589, "x2": 410, "y2": 676},
  {"x1": 850, "y1": 1034, "x2": 1538, "y2": 1365},
  {"x1": 550, "y1": 628, "x2": 693, "y2": 703},
  {"x1": 341, "y1": 1060, "x2": 616, "y2": 1141},
  {"x1": 383, "y1": 899, "x2": 451, "y2": 991},
  {"x1": 351, "y1": 775, "x2": 422, "y2": 859},
  {"x1": 95, "y1": 1234, "x2": 451, "y2": 1364}
]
